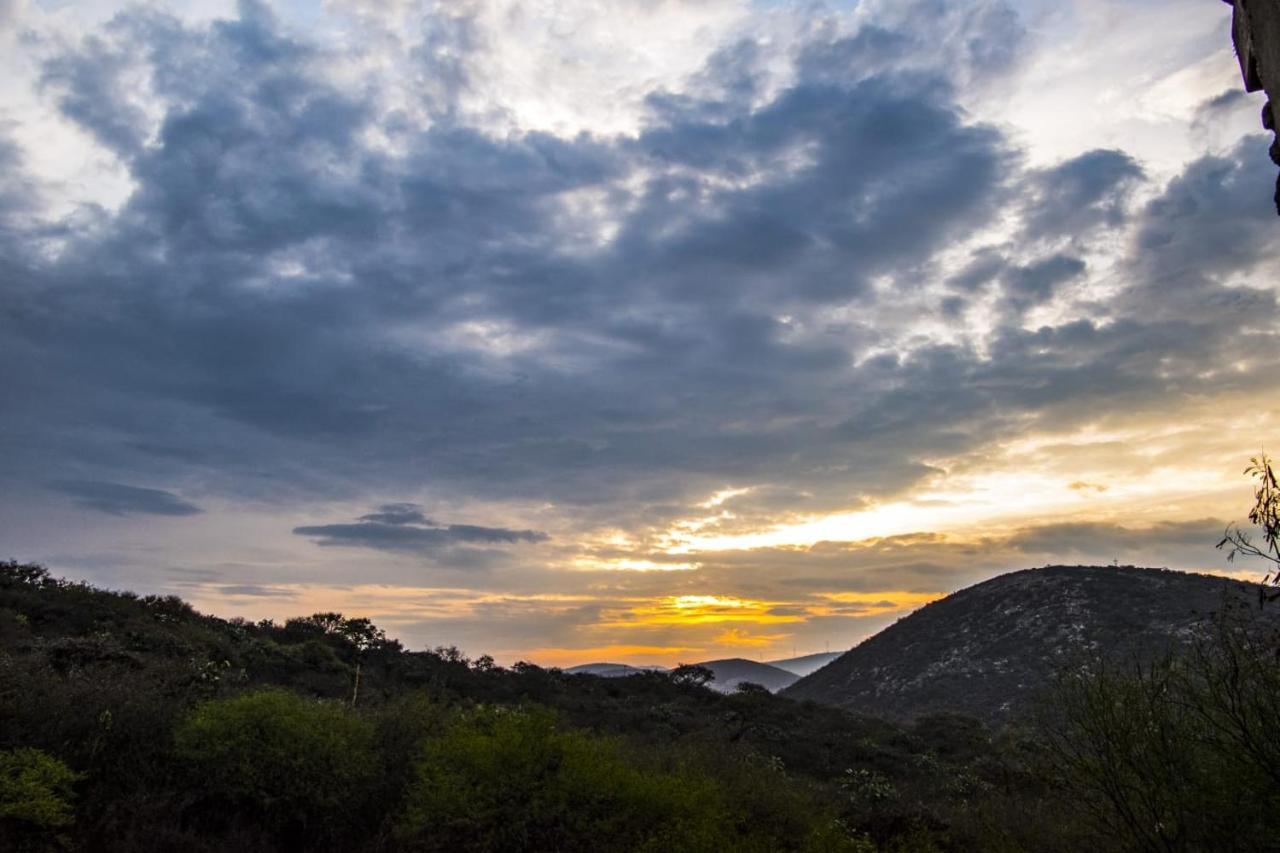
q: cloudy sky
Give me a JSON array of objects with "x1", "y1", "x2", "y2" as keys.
[{"x1": 2, "y1": 0, "x2": 1278, "y2": 666}]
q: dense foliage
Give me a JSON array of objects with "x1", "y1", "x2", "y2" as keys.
[
  {"x1": 1, "y1": 560, "x2": 1277, "y2": 852},
  {"x1": 1042, "y1": 607, "x2": 1280, "y2": 852}
]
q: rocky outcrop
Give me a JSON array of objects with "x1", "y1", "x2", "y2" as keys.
[{"x1": 1224, "y1": 0, "x2": 1280, "y2": 212}]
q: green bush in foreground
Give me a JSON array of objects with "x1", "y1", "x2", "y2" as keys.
[
  {"x1": 396, "y1": 705, "x2": 869, "y2": 853},
  {"x1": 175, "y1": 688, "x2": 378, "y2": 850},
  {"x1": 0, "y1": 747, "x2": 81, "y2": 851}
]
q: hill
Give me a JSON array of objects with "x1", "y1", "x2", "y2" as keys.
[
  {"x1": 4, "y1": 560, "x2": 1279, "y2": 851},
  {"x1": 564, "y1": 662, "x2": 667, "y2": 677},
  {"x1": 766, "y1": 652, "x2": 842, "y2": 677},
  {"x1": 562, "y1": 657, "x2": 822, "y2": 691},
  {"x1": 697, "y1": 657, "x2": 800, "y2": 692},
  {"x1": 783, "y1": 565, "x2": 1276, "y2": 723}
]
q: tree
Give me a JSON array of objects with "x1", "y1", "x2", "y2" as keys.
[
  {"x1": 1217, "y1": 451, "x2": 1280, "y2": 602},
  {"x1": 669, "y1": 664, "x2": 715, "y2": 688},
  {"x1": 284, "y1": 613, "x2": 389, "y2": 705}
]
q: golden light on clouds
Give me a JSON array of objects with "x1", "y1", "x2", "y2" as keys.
[
  {"x1": 162, "y1": 395, "x2": 1277, "y2": 672},
  {"x1": 713, "y1": 628, "x2": 791, "y2": 648},
  {"x1": 812, "y1": 591, "x2": 946, "y2": 617},
  {"x1": 571, "y1": 556, "x2": 700, "y2": 572},
  {"x1": 661, "y1": 400, "x2": 1274, "y2": 558},
  {"x1": 595, "y1": 594, "x2": 804, "y2": 628},
  {"x1": 522, "y1": 645, "x2": 697, "y2": 668},
  {"x1": 700, "y1": 487, "x2": 752, "y2": 508},
  {"x1": 183, "y1": 583, "x2": 602, "y2": 627}
]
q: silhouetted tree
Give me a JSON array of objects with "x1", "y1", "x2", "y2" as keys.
[
  {"x1": 1217, "y1": 451, "x2": 1280, "y2": 603},
  {"x1": 669, "y1": 664, "x2": 715, "y2": 688}
]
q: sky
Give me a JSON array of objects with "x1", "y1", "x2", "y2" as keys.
[{"x1": 2, "y1": 0, "x2": 1278, "y2": 667}]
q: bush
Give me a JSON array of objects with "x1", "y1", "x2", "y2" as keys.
[
  {"x1": 1041, "y1": 614, "x2": 1280, "y2": 852},
  {"x1": 395, "y1": 705, "x2": 869, "y2": 852},
  {"x1": 174, "y1": 688, "x2": 377, "y2": 850},
  {"x1": 0, "y1": 747, "x2": 81, "y2": 851}
]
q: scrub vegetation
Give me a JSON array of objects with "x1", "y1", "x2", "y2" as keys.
[{"x1": 3, "y1": 556, "x2": 1279, "y2": 852}]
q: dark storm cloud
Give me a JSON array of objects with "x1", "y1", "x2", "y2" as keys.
[
  {"x1": 1131, "y1": 135, "x2": 1279, "y2": 283},
  {"x1": 0, "y1": 0, "x2": 1277, "y2": 551},
  {"x1": 294, "y1": 505, "x2": 547, "y2": 554},
  {"x1": 1002, "y1": 254, "x2": 1086, "y2": 313},
  {"x1": 1023, "y1": 148, "x2": 1145, "y2": 240},
  {"x1": 948, "y1": 248, "x2": 1007, "y2": 292},
  {"x1": 50, "y1": 480, "x2": 203, "y2": 516},
  {"x1": 360, "y1": 504, "x2": 432, "y2": 526},
  {"x1": 0, "y1": 1, "x2": 1018, "y2": 516}
]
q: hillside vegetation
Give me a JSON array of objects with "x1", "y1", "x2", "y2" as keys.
[
  {"x1": 2, "y1": 561, "x2": 1279, "y2": 852},
  {"x1": 784, "y1": 565, "x2": 1279, "y2": 722}
]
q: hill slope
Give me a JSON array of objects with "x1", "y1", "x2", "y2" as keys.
[
  {"x1": 563, "y1": 658, "x2": 810, "y2": 692},
  {"x1": 698, "y1": 658, "x2": 800, "y2": 692},
  {"x1": 766, "y1": 652, "x2": 842, "y2": 677},
  {"x1": 564, "y1": 662, "x2": 667, "y2": 677},
  {"x1": 782, "y1": 565, "x2": 1273, "y2": 723}
]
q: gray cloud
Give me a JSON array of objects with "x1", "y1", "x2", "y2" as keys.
[
  {"x1": 1002, "y1": 253, "x2": 1086, "y2": 314},
  {"x1": 359, "y1": 503, "x2": 432, "y2": 526},
  {"x1": 0, "y1": 0, "x2": 1276, "y2": 574},
  {"x1": 1006, "y1": 519, "x2": 1226, "y2": 557},
  {"x1": 50, "y1": 480, "x2": 202, "y2": 517},
  {"x1": 294, "y1": 508, "x2": 548, "y2": 554},
  {"x1": 216, "y1": 584, "x2": 298, "y2": 598},
  {"x1": 1023, "y1": 148, "x2": 1145, "y2": 240}
]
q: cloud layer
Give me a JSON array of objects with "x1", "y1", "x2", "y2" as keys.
[
  {"x1": 295, "y1": 504, "x2": 548, "y2": 555},
  {"x1": 0, "y1": 0, "x2": 1276, "y2": 663},
  {"x1": 50, "y1": 480, "x2": 202, "y2": 517}
]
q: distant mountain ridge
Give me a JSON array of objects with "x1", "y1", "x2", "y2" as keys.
[
  {"x1": 765, "y1": 651, "x2": 842, "y2": 677},
  {"x1": 694, "y1": 658, "x2": 800, "y2": 693},
  {"x1": 782, "y1": 565, "x2": 1278, "y2": 723},
  {"x1": 563, "y1": 653, "x2": 836, "y2": 692},
  {"x1": 563, "y1": 662, "x2": 667, "y2": 678}
]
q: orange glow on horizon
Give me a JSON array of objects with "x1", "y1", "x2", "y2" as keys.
[
  {"x1": 595, "y1": 594, "x2": 804, "y2": 628},
  {"x1": 812, "y1": 590, "x2": 946, "y2": 616},
  {"x1": 520, "y1": 644, "x2": 700, "y2": 669},
  {"x1": 713, "y1": 627, "x2": 791, "y2": 647}
]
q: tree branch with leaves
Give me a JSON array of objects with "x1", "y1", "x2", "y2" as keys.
[{"x1": 1217, "y1": 452, "x2": 1280, "y2": 603}]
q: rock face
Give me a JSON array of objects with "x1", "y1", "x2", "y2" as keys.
[
  {"x1": 1224, "y1": 0, "x2": 1280, "y2": 212},
  {"x1": 782, "y1": 565, "x2": 1274, "y2": 724}
]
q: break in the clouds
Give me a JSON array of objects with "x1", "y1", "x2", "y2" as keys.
[{"x1": 1, "y1": 0, "x2": 1277, "y2": 664}]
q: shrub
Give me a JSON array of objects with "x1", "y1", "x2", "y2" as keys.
[
  {"x1": 1041, "y1": 614, "x2": 1280, "y2": 852},
  {"x1": 174, "y1": 688, "x2": 377, "y2": 850},
  {"x1": 396, "y1": 705, "x2": 870, "y2": 852},
  {"x1": 0, "y1": 747, "x2": 81, "y2": 851}
]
